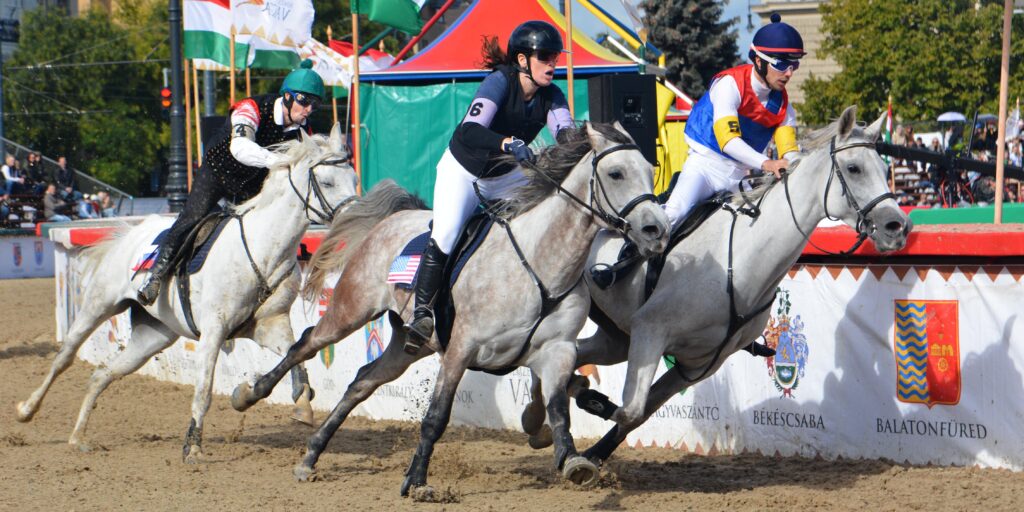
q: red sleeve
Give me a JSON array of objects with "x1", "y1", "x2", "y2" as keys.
[{"x1": 230, "y1": 98, "x2": 261, "y2": 127}]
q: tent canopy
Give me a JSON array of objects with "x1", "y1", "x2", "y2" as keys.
[{"x1": 362, "y1": 0, "x2": 635, "y2": 82}]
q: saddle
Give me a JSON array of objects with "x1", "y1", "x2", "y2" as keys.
[{"x1": 175, "y1": 212, "x2": 233, "y2": 336}]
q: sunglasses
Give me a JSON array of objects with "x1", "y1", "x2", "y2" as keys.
[
  {"x1": 752, "y1": 47, "x2": 801, "y2": 73},
  {"x1": 292, "y1": 92, "x2": 321, "y2": 109},
  {"x1": 534, "y1": 50, "x2": 561, "y2": 63}
]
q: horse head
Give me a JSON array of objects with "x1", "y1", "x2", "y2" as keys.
[
  {"x1": 284, "y1": 123, "x2": 359, "y2": 223},
  {"x1": 585, "y1": 121, "x2": 670, "y2": 257},
  {"x1": 801, "y1": 105, "x2": 911, "y2": 253}
]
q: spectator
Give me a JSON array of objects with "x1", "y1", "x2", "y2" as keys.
[
  {"x1": 96, "y1": 190, "x2": 116, "y2": 217},
  {"x1": 1, "y1": 154, "x2": 26, "y2": 195},
  {"x1": 1010, "y1": 141, "x2": 1023, "y2": 168},
  {"x1": 24, "y1": 152, "x2": 47, "y2": 194},
  {"x1": 54, "y1": 156, "x2": 83, "y2": 202},
  {"x1": 43, "y1": 183, "x2": 72, "y2": 222}
]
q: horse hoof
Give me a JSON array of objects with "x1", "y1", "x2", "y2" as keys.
[
  {"x1": 70, "y1": 440, "x2": 92, "y2": 453},
  {"x1": 528, "y1": 425, "x2": 553, "y2": 450},
  {"x1": 231, "y1": 383, "x2": 254, "y2": 412},
  {"x1": 409, "y1": 485, "x2": 438, "y2": 502},
  {"x1": 289, "y1": 386, "x2": 315, "y2": 426},
  {"x1": 562, "y1": 455, "x2": 599, "y2": 487},
  {"x1": 293, "y1": 464, "x2": 318, "y2": 482},
  {"x1": 400, "y1": 475, "x2": 421, "y2": 497},
  {"x1": 183, "y1": 445, "x2": 202, "y2": 464},
  {"x1": 14, "y1": 401, "x2": 35, "y2": 422}
]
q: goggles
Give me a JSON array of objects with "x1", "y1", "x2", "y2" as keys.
[
  {"x1": 752, "y1": 46, "x2": 801, "y2": 73},
  {"x1": 291, "y1": 91, "x2": 321, "y2": 109}
]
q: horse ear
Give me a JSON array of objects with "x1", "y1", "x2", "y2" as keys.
[
  {"x1": 865, "y1": 111, "x2": 886, "y2": 142},
  {"x1": 585, "y1": 122, "x2": 609, "y2": 151},
  {"x1": 837, "y1": 105, "x2": 858, "y2": 141},
  {"x1": 297, "y1": 127, "x2": 309, "y2": 143},
  {"x1": 329, "y1": 122, "x2": 345, "y2": 153},
  {"x1": 611, "y1": 121, "x2": 635, "y2": 142}
]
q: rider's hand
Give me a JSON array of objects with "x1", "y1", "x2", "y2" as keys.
[
  {"x1": 503, "y1": 137, "x2": 535, "y2": 164},
  {"x1": 761, "y1": 159, "x2": 789, "y2": 179}
]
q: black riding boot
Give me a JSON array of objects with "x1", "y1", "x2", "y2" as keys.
[
  {"x1": 136, "y1": 245, "x2": 176, "y2": 306},
  {"x1": 403, "y1": 239, "x2": 448, "y2": 354}
]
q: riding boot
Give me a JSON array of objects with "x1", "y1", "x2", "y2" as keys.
[
  {"x1": 742, "y1": 341, "x2": 776, "y2": 358},
  {"x1": 403, "y1": 239, "x2": 448, "y2": 354},
  {"x1": 136, "y1": 244, "x2": 176, "y2": 306}
]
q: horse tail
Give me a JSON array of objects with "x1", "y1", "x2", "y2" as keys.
[
  {"x1": 303, "y1": 179, "x2": 426, "y2": 301},
  {"x1": 79, "y1": 223, "x2": 132, "y2": 282}
]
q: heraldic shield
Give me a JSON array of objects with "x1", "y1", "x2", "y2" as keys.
[{"x1": 894, "y1": 300, "x2": 961, "y2": 408}]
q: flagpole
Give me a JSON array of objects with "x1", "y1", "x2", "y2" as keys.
[
  {"x1": 351, "y1": 9, "x2": 362, "y2": 193},
  {"x1": 328, "y1": 25, "x2": 339, "y2": 126},
  {"x1": 994, "y1": 0, "x2": 1012, "y2": 224},
  {"x1": 193, "y1": 62, "x2": 203, "y2": 167},
  {"x1": 229, "y1": 28, "x2": 237, "y2": 105},
  {"x1": 184, "y1": 58, "x2": 194, "y2": 192},
  {"x1": 888, "y1": 94, "x2": 895, "y2": 194},
  {"x1": 245, "y1": 67, "x2": 251, "y2": 98},
  {"x1": 565, "y1": 0, "x2": 575, "y2": 118}
]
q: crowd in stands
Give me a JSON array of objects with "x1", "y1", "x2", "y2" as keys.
[
  {"x1": 1, "y1": 151, "x2": 117, "y2": 228},
  {"x1": 889, "y1": 122, "x2": 1023, "y2": 208}
]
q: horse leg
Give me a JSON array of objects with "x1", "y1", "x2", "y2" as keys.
[
  {"x1": 583, "y1": 366, "x2": 686, "y2": 464},
  {"x1": 249, "y1": 312, "x2": 315, "y2": 426},
  {"x1": 182, "y1": 327, "x2": 228, "y2": 464},
  {"x1": 400, "y1": 352, "x2": 468, "y2": 497},
  {"x1": 294, "y1": 324, "x2": 430, "y2": 481},
  {"x1": 69, "y1": 308, "x2": 176, "y2": 450},
  {"x1": 608, "y1": 322, "x2": 667, "y2": 431},
  {"x1": 520, "y1": 372, "x2": 553, "y2": 449},
  {"x1": 16, "y1": 295, "x2": 127, "y2": 423},
  {"x1": 576, "y1": 326, "x2": 630, "y2": 367},
  {"x1": 232, "y1": 304, "x2": 375, "y2": 412},
  {"x1": 532, "y1": 340, "x2": 599, "y2": 487}
]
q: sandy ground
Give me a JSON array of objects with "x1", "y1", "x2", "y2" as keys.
[{"x1": 3, "y1": 277, "x2": 1023, "y2": 511}]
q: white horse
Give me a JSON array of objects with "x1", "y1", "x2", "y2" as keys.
[
  {"x1": 522, "y1": 106, "x2": 913, "y2": 463},
  {"x1": 15, "y1": 125, "x2": 358, "y2": 463},
  {"x1": 229, "y1": 123, "x2": 670, "y2": 495}
]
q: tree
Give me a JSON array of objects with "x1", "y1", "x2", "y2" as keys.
[
  {"x1": 3, "y1": 1, "x2": 168, "y2": 195},
  {"x1": 639, "y1": 0, "x2": 739, "y2": 98},
  {"x1": 801, "y1": 0, "x2": 1024, "y2": 125}
]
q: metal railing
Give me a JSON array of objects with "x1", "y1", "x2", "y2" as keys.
[{"x1": 2, "y1": 137, "x2": 135, "y2": 215}]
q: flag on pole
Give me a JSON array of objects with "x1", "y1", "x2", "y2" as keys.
[
  {"x1": 1006, "y1": 98, "x2": 1020, "y2": 141},
  {"x1": 232, "y1": 0, "x2": 314, "y2": 69},
  {"x1": 184, "y1": 0, "x2": 247, "y2": 68},
  {"x1": 352, "y1": 0, "x2": 428, "y2": 34},
  {"x1": 883, "y1": 95, "x2": 894, "y2": 165}
]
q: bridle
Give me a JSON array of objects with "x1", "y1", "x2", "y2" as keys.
[
  {"x1": 530, "y1": 143, "x2": 658, "y2": 236},
  {"x1": 286, "y1": 155, "x2": 354, "y2": 224},
  {"x1": 783, "y1": 136, "x2": 895, "y2": 255}
]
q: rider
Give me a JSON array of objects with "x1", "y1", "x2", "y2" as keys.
[
  {"x1": 662, "y1": 14, "x2": 804, "y2": 358},
  {"x1": 137, "y1": 59, "x2": 325, "y2": 305},
  {"x1": 402, "y1": 20, "x2": 575, "y2": 354},
  {"x1": 664, "y1": 12, "x2": 803, "y2": 229}
]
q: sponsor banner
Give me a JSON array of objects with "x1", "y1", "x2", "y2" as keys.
[
  {"x1": 0, "y1": 236, "x2": 55, "y2": 279},
  {"x1": 59, "y1": 251, "x2": 1024, "y2": 469}
]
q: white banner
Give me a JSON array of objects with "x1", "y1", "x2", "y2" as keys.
[
  {"x1": 56, "y1": 241, "x2": 1024, "y2": 469},
  {"x1": 232, "y1": 0, "x2": 314, "y2": 47}
]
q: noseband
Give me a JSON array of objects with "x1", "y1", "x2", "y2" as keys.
[
  {"x1": 784, "y1": 136, "x2": 895, "y2": 255},
  {"x1": 287, "y1": 156, "x2": 353, "y2": 224}
]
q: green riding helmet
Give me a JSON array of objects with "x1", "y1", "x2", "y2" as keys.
[{"x1": 280, "y1": 59, "x2": 325, "y2": 100}]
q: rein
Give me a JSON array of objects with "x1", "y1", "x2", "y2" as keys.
[{"x1": 287, "y1": 156, "x2": 352, "y2": 224}]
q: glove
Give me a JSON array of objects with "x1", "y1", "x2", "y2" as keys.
[{"x1": 503, "y1": 138, "x2": 535, "y2": 164}]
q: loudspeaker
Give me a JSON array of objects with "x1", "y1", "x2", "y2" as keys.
[
  {"x1": 587, "y1": 74, "x2": 657, "y2": 164},
  {"x1": 200, "y1": 115, "x2": 228, "y2": 148}
]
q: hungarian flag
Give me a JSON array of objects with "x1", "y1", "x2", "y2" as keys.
[
  {"x1": 184, "y1": 0, "x2": 247, "y2": 68},
  {"x1": 352, "y1": 0, "x2": 428, "y2": 34}
]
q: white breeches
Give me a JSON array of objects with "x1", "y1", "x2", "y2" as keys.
[
  {"x1": 663, "y1": 151, "x2": 749, "y2": 228},
  {"x1": 430, "y1": 149, "x2": 529, "y2": 254}
]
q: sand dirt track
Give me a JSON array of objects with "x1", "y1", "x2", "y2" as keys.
[{"x1": 2, "y1": 278, "x2": 1022, "y2": 511}]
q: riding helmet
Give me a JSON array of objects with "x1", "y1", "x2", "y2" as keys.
[
  {"x1": 507, "y1": 20, "x2": 564, "y2": 61},
  {"x1": 280, "y1": 59, "x2": 325, "y2": 100}
]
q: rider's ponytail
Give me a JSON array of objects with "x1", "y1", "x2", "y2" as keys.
[{"x1": 479, "y1": 35, "x2": 508, "y2": 70}]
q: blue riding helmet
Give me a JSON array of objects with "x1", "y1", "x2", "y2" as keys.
[{"x1": 748, "y1": 13, "x2": 806, "y2": 78}]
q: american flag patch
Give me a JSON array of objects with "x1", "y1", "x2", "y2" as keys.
[
  {"x1": 387, "y1": 254, "x2": 421, "y2": 284},
  {"x1": 132, "y1": 229, "x2": 169, "y2": 272}
]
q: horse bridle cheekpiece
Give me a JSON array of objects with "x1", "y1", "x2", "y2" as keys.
[
  {"x1": 288, "y1": 156, "x2": 352, "y2": 223},
  {"x1": 590, "y1": 144, "x2": 658, "y2": 235},
  {"x1": 784, "y1": 136, "x2": 895, "y2": 255}
]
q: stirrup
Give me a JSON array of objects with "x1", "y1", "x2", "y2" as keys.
[
  {"x1": 403, "y1": 314, "x2": 433, "y2": 355},
  {"x1": 137, "y1": 277, "x2": 162, "y2": 306}
]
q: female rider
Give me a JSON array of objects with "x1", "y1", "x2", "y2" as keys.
[{"x1": 403, "y1": 20, "x2": 575, "y2": 354}]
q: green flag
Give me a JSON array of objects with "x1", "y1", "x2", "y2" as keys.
[{"x1": 353, "y1": 0, "x2": 427, "y2": 34}]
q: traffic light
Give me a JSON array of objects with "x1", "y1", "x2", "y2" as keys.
[{"x1": 160, "y1": 87, "x2": 172, "y2": 110}]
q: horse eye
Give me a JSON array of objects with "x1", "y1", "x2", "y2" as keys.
[
  {"x1": 608, "y1": 170, "x2": 624, "y2": 180},
  {"x1": 846, "y1": 164, "x2": 861, "y2": 174}
]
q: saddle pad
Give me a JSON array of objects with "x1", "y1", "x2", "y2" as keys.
[
  {"x1": 132, "y1": 229, "x2": 169, "y2": 271},
  {"x1": 186, "y1": 216, "x2": 231, "y2": 274},
  {"x1": 435, "y1": 213, "x2": 494, "y2": 351},
  {"x1": 387, "y1": 231, "x2": 430, "y2": 289}
]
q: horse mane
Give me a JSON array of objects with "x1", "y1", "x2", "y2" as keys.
[
  {"x1": 302, "y1": 180, "x2": 428, "y2": 301},
  {"x1": 232, "y1": 133, "x2": 348, "y2": 216},
  {"x1": 496, "y1": 123, "x2": 633, "y2": 219}
]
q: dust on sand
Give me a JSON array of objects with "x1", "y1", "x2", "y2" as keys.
[{"x1": 2, "y1": 278, "x2": 1022, "y2": 511}]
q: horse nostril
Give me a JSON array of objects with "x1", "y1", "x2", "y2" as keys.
[
  {"x1": 642, "y1": 224, "x2": 663, "y2": 239},
  {"x1": 885, "y1": 221, "x2": 903, "y2": 233}
]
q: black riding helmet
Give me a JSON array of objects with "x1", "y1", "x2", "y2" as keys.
[{"x1": 507, "y1": 20, "x2": 563, "y2": 85}]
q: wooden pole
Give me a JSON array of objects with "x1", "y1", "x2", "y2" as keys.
[
  {"x1": 184, "y1": 59, "x2": 194, "y2": 192},
  {"x1": 565, "y1": 0, "x2": 575, "y2": 117},
  {"x1": 328, "y1": 25, "x2": 339, "y2": 126},
  {"x1": 245, "y1": 67, "x2": 251, "y2": 98},
  {"x1": 994, "y1": 0, "x2": 1012, "y2": 224},
  {"x1": 351, "y1": 12, "x2": 362, "y2": 193},
  {"x1": 193, "y1": 64, "x2": 203, "y2": 167},
  {"x1": 229, "y1": 29, "x2": 236, "y2": 105}
]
